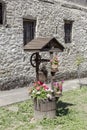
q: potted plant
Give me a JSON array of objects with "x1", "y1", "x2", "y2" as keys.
[
  {"x1": 28, "y1": 80, "x2": 63, "y2": 119},
  {"x1": 50, "y1": 56, "x2": 59, "y2": 72},
  {"x1": 28, "y1": 81, "x2": 58, "y2": 119},
  {"x1": 53, "y1": 81, "x2": 63, "y2": 97},
  {"x1": 29, "y1": 81, "x2": 53, "y2": 99}
]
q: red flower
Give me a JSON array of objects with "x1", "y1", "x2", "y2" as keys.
[
  {"x1": 39, "y1": 81, "x2": 43, "y2": 85},
  {"x1": 37, "y1": 81, "x2": 43, "y2": 85}
]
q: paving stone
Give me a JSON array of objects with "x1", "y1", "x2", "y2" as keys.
[{"x1": 0, "y1": 78, "x2": 87, "y2": 107}]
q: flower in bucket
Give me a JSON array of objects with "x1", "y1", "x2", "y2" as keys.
[
  {"x1": 28, "y1": 81, "x2": 53, "y2": 100},
  {"x1": 50, "y1": 56, "x2": 59, "y2": 72},
  {"x1": 53, "y1": 80, "x2": 64, "y2": 96},
  {"x1": 50, "y1": 56, "x2": 59, "y2": 65}
]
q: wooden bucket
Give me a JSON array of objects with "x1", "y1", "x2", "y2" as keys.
[{"x1": 33, "y1": 98, "x2": 56, "y2": 120}]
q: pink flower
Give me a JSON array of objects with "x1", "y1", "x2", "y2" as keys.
[
  {"x1": 36, "y1": 86, "x2": 40, "y2": 91},
  {"x1": 42, "y1": 84, "x2": 49, "y2": 90},
  {"x1": 53, "y1": 82, "x2": 58, "y2": 86},
  {"x1": 37, "y1": 81, "x2": 41, "y2": 85},
  {"x1": 50, "y1": 59, "x2": 53, "y2": 63},
  {"x1": 34, "y1": 82, "x2": 36, "y2": 86},
  {"x1": 61, "y1": 80, "x2": 64, "y2": 83},
  {"x1": 59, "y1": 83, "x2": 62, "y2": 92}
]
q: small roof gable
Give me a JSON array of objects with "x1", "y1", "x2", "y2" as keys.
[{"x1": 24, "y1": 37, "x2": 64, "y2": 52}]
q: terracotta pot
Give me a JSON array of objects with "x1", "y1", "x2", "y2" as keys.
[{"x1": 51, "y1": 64, "x2": 58, "y2": 72}]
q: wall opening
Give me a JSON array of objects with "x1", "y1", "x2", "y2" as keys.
[{"x1": 23, "y1": 19, "x2": 36, "y2": 45}]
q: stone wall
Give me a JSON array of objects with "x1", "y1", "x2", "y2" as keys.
[{"x1": 0, "y1": 0, "x2": 87, "y2": 90}]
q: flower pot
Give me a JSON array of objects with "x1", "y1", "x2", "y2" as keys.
[
  {"x1": 55, "y1": 91, "x2": 62, "y2": 97},
  {"x1": 33, "y1": 98, "x2": 56, "y2": 120},
  {"x1": 51, "y1": 64, "x2": 58, "y2": 72}
]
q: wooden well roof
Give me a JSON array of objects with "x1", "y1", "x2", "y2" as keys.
[{"x1": 24, "y1": 37, "x2": 64, "y2": 52}]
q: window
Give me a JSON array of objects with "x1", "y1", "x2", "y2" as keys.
[
  {"x1": 0, "y1": 3, "x2": 3, "y2": 24},
  {"x1": 0, "y1": 2, "x2": 5, "y2": 25},
  {"x1": 23, "y1": 19, "x2": 36, "y2": 45},
  {"x1": 64, "y1": 20, "x2": 73, "y2": 43}
]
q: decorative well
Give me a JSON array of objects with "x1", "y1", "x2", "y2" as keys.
[{"x1": 24, "y1": 37, "x2": 64, "y2": 119}]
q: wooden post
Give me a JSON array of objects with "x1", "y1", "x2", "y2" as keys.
[
  {"x1": 36, "y1": 52, "x2": 39, "y2": 81},
  {"x1": 50, "y1": 51, "x2": 55, "y2": 90}
]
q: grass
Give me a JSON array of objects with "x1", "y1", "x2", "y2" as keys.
[{"x1": 0, "y1": 87, "x2": 87, "y2": 130}]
